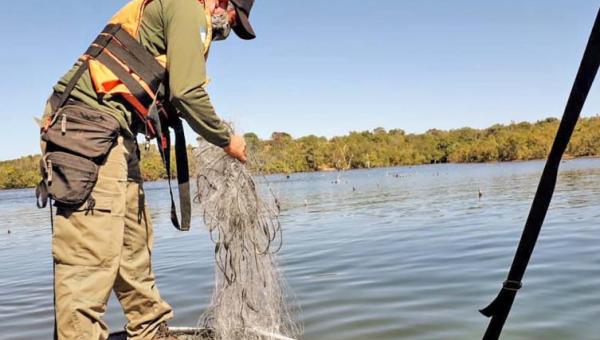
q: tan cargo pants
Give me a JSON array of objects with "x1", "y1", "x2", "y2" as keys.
[{"x1": 52, "y1": 136, "x2": 173, "y2": 340}]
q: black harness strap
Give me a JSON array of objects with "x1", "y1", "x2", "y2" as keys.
[
  {"x1": 147, "y1": 88, "x2": 192, "y2": 231},
  {"x1": 111, "y1": 25, "x2": 166, "y2": 78},
  {"x1": 90, "y1": 39, "x2": 161, "y2": 91},
  {"x1": 93, "y1": 24, "x2": 165, "y2": 78},
  {"x1": 57, "y1": 61, "x2": 89, "y2": 110},
  {"x1": 87, "y1": 24, "x2": 165, "y2": 88},
  {"x1": 171, "y1": 116, "x2": 192, "y2": 230},
  {"x1": 86, "y1": 25, "x2": 167, "y2": 103},
  {"x1": 480, "y1": 9, "x2": 600, "y2": 340},
  {"x1": 94, "y1": 51, "x2": 154, "y2": 108}
]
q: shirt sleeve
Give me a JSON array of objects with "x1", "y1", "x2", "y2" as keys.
[{"x1": 163, "y1": 0, "x2": 230, "y2": 147}]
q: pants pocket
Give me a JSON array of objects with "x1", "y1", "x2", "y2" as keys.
[{"x1": 53, "y1": 207, "x2": 123, "y2": 268}]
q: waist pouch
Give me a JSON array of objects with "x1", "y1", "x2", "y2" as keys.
[{"x1": 37, "y1": 103, "x2": 120, "y2": 208}]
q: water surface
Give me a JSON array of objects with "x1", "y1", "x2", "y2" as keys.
[{"x1": 1, "y1": 159, "x2": 600, "y2": 339}]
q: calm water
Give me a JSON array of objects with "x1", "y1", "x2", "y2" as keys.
[{"x1": 2, "y1": 159, "x2": 600, "y2": 340}]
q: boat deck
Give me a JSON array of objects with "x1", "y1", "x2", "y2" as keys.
[{"x1": 108, "y1": 327, "x2": 213, "y2": 340}]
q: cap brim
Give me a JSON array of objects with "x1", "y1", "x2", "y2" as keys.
[{"x1": 232, "y1": 8, "x2": 256, "y2": 40}]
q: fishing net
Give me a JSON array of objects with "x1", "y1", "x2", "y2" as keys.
[{"x1": 192, "y1": 137, "x2": 302, "y2": 340}]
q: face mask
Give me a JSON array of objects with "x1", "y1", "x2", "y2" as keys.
[{"x1": 211, "y1": 5, "x2": 233, "y2": 41}]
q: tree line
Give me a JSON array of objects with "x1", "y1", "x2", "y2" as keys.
[{"x1": 2, "y1": 116, "x2": 600, "y2": 190}]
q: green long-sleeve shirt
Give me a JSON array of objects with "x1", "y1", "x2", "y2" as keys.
[{"x1": 52, "y1": 0, "x2": 230, "y2": 147}]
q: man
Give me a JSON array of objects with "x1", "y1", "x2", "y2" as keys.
[{"x1": 41, "y1": 0, "x2": 255, "y2": 339}]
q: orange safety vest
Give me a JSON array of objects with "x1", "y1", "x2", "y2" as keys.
[{"x1": 88, "y1": 0, "x2": 212, "y2": 122}]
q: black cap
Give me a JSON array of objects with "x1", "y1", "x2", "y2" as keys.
[{"x1": 230, "y1": 0, "x2": 256, "y2": 40}]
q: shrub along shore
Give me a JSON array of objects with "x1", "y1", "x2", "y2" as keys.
[{"x1": 2, "y1": 116, "x2": 600, "y2": 190}]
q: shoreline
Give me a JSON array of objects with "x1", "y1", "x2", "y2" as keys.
[{"x1": 3, "y1": 156, "x2": 599, "y2": 192}]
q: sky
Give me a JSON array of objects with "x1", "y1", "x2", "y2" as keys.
[{"x1": 1, "y1": 1, "x2": 600, "y2": 160}]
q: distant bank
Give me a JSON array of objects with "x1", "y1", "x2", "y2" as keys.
[{"x1": 2, "y1": 116, "x2": 600, "y2": 190}]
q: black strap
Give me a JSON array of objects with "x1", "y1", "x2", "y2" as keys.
[
  {"x1": 97, "y1": 24, "x2": 165, "y2": 79},
  {"x1": 95, "y1": 51, "x2": 154, "y2": 108},
  {"x1": 172, "y1": 116, "x2": 192, "y2": 231},
  {"x1": 147, "y1": 87, "x2": 192, "y2": 232},
  {"x1": 87, "y1": 41, "x2": 159, "y2": 92},
  {"x1": 86, "y1": 31, "x2": 164, "y2": 91},
  {"x1": 56, "y1": 60, "x2": 89, "y2": 112},
  {"x1": 480, "y1": 9, "x2": 600, "y2": 340},
  {"x1": 111, "y1": 25, "x2": 165, "y2": 78}
]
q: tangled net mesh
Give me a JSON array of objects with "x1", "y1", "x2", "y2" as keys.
[{"x1": 192, "y1": 137, "x2": 302, "y2": 340}]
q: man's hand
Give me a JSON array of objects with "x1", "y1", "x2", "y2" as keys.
[{"x1": 224, "y1": 134, "x2": 247, "y2": 162}]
